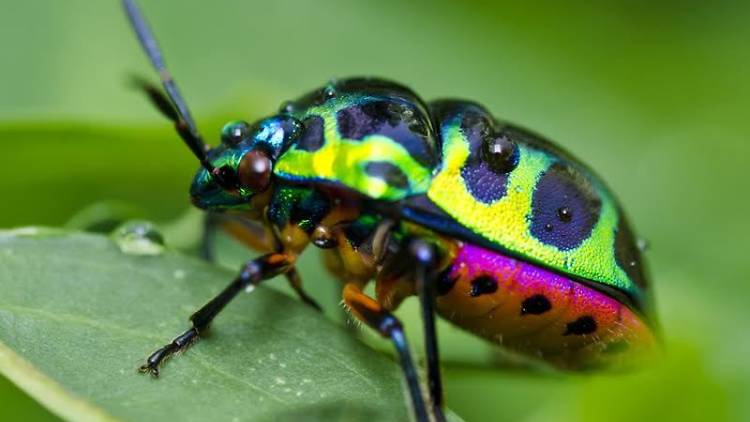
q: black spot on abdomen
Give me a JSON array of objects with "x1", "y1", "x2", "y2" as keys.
[
  {"x1": 520, "y1": 294, "x2": 552, "y2": 315},
  {"x1": 530, "y1": 163, "x2": 602, "y2": 250},
  {"x1": 470, "y1": 276, "x2": 498, "y2": 297},
  {"x1": 436, "y1": 267, "x2": 457, "y2": 296},
  {"x1": 297, "y1": 116, "x2": 325, "y2": 152},
  {"x1": 564, "y1": 315, "x2": 597, "y2": 335}
]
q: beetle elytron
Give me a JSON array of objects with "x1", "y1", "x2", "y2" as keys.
[{"x1": 123, "y1": 1, "x2": 657, "y2": 421}]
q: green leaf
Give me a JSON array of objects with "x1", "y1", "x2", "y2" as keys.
[{"x1": 0, "y1": 228, "x2": 459, "y2": 421}]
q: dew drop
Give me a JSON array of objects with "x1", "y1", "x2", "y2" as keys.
[
  {"x1": 544, "y1": 223, "x2": 554, "y2": 232},
  {"x1": 220, "y1": 121, "x2": 251, "y2": 146},
  {"x1": 637, "y1": 238, "x2": 649, "y2": 252},
  {"x1": 279, "y1": 101, "x2": 295, "y2": 113},
  {"x1": 112, "y1": 221, "x2": 165, "y2": 256},
  {"x1": 7, "y1": 227, "x2": 41, "y2": 237},
  {"x1": 557, "y1": 206, "x2": 572, "y2": 222},
  {"x1": 482, "y1": 134, "x2": 518, "y2": 173},
  {"x1": 322, "y1": 83, "x2": 337, "y2": 100}
]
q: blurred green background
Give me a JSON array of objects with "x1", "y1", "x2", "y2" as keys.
[{"x1": 1, "y1": 0, "x2": 748, "y2": 421}]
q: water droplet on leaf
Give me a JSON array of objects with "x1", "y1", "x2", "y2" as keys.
[
  {"x1": 112, "y1": 221, "x2": 165, "y2": 256},
  {"x1": 637, "y1": 238, "x2": 649, "y2": 252}
]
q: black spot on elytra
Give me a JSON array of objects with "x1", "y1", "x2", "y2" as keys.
[
  {"x1": 614, "y1": 215, "x2": 648, "y2": 289},
  {"x1": 436, "y1": 267, "x2": 457, "y2": 296},
  {"x1": 564, "y1": 315, "x2": 597, "y2": 335},
  {"x1": 470, "y1": 275, "x2": 498, "y2": 297},
  {"x1": 461, "y1": 163, "x2": 509, "y2": 203},
  {"x1": 297, "y1": 116, "x2": 325, "y2": 152},
  {"x1": 520, "y1": 294, "x2": 552, "y2": 315},
  {"x1": 364, "y1": 161, "x2": 409, "y2": 190},
  {"x1": 530, "y1": 163, "x2": 602, "y2": 250},
  {"x1": 336, "y1": 100, "x2": 435, "y2": 168}
]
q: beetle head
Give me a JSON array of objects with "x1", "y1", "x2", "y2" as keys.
[{"x1": 190, "y1": 115, "x2": 302, "y2": 211}]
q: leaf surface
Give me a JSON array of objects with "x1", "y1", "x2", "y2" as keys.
[{"x1": 0, "y1": 228, "x2": 434, "y2": 421}]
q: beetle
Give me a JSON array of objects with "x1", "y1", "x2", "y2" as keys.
[{"x1": 123, "y1": 1, "x2": 657, "y2": 421}]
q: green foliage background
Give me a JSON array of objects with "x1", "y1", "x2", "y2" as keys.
[{"x1": 1, "y1": 0, "x2": 748, "y2": 421}]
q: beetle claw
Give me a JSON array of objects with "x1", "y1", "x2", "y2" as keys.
[{"x1": 138, "y1": 362, "x2": 160, "y2": 378}]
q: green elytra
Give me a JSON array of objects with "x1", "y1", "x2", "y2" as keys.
[{"x1": 192, "y1": 78, "x2": 650, "y2": 315}]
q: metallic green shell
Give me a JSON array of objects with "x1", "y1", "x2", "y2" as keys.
[
  {"x1": 272, "y1": 79, "x2": 648, "y2": 310},
  {"x1": 274, "y1": 78, "x2": 436, "y2": 201}
]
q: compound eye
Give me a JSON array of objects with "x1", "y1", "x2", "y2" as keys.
[
  {"x1": 238, "y1": 150, "x2": 272, "y2": 192},
  {"x1": 482, "y1": 133, "x2": 519, "y2": 173},
  {"x1": 212, "y1": 165, "x2": 241, "y2": 190},
  {"x1": 221, "y1": 120, "x2": 252, "y2": 146}
]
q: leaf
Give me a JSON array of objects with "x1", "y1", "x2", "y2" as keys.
[{"x1": 0, "y1": 228, "x2": 460, "y2": 421}]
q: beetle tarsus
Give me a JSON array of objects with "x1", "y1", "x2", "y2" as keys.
[
  {"x1": 138, "y1": 327, "x2": 199, "y2": 377},
  {"x1": 138, "y1": 253, "x2": 293, "y2": 377}
]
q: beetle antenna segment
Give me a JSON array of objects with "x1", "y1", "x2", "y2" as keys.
[{"x1": 122, "y1": 0, "x2": 216, "y2": 175}]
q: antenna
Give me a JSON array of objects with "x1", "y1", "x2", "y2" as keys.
[{"x1": 122, "y1": 0, "x2": 216, "y2": 175}]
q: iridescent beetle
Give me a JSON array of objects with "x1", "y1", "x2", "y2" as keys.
[{"x1": 123, "y1": 1, "x2": 657, "y2": 421}]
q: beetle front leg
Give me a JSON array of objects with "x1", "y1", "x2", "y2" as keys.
[
  {"x1": 200, "y1": 211, "x2": 275, "y2": 262},
  {"x1": 139, "y1": 252, "x2": 293, "y2": 377}
]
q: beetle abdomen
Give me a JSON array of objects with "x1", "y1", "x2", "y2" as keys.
[{"x1": 435, "y1": 243, "x2": 654, "y2": 369}]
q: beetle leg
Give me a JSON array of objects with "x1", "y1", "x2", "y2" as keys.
[
  {"x1": 200, "y1": 212, "x2": 275, "y2": 261},
  {"x1": 285, "y1": 268, "x2": 322, "y2": 312},
  {"x1": 343, "y1": 283, "x2": 429, "y2": 422},
  {"x1": 199, "y1": 211, "x2": 221, "y2": 262},
  {"x1": 200, "y1": 214, "x2": 321, "y2": 311},
  {"x1": 409, "y1": 239, "x2": 446, "y2": 422},
  {"x1": 139, "y1": 252, "x2": 293, "y2": 377}
]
